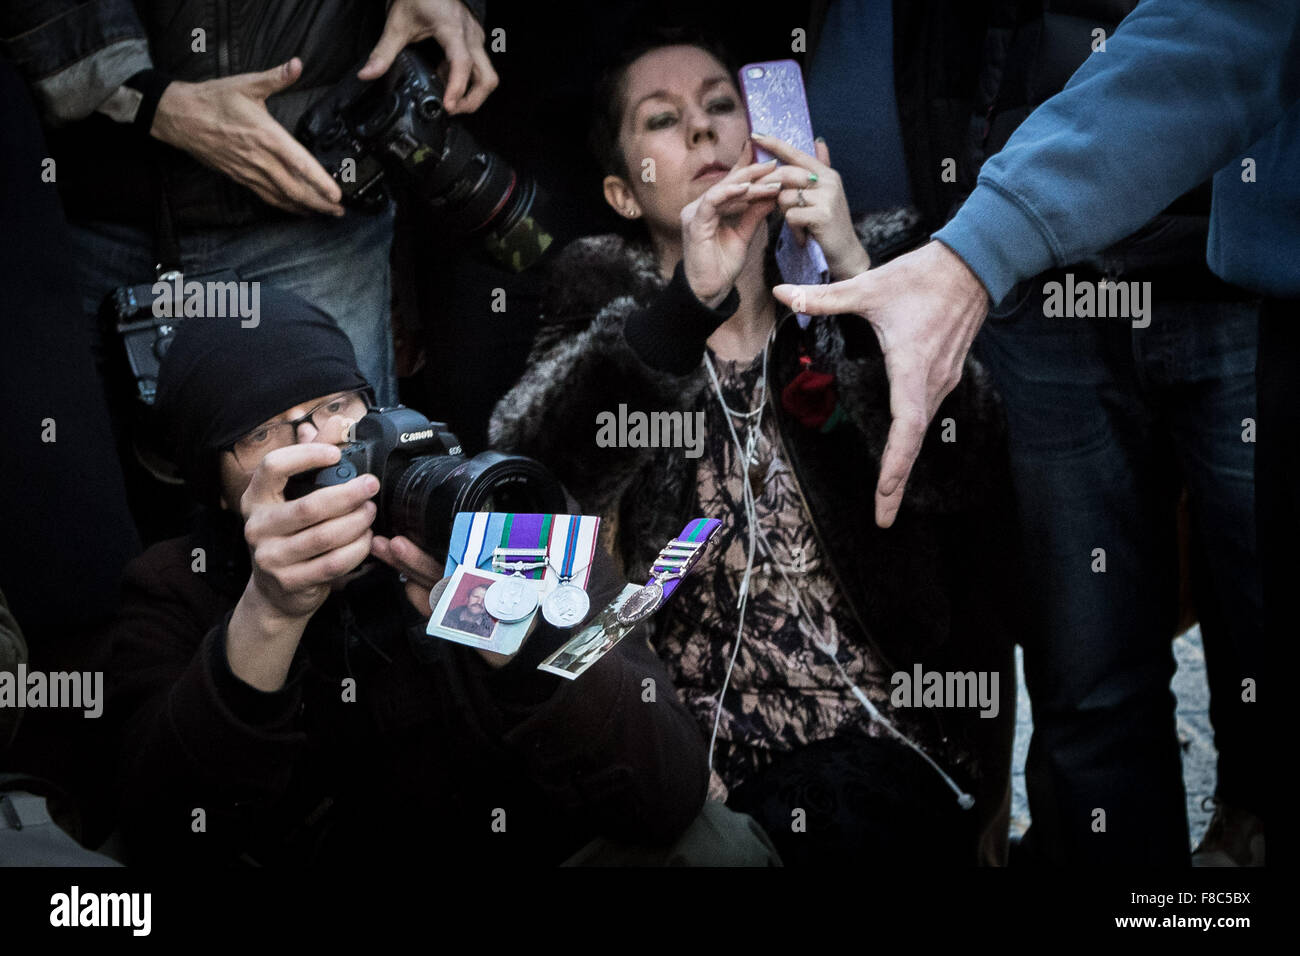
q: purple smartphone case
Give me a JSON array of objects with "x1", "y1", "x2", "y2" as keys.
[
  {"x1": 738, "y1": 60, "x2": 827, "y2": 324},
  {"x1": 739, "y1": 60, "x2": 817, "y2": 163}
]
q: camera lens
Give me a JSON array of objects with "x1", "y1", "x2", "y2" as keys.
[{"x1": 387, "y1": 450, "x2": 566, "y2": 556}]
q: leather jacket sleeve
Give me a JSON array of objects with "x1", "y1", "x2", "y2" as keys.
[{"x1": 1, "y1": 1, "x2": 153, "y2": 124}]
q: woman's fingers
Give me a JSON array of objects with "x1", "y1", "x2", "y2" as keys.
[
  {"x1": 735, "y1": 195, "x2": 779, "y2": 242},
  {"x1": 750, "y1": 131, "x2": 831, "y2": 178},
  {"x1": 710, "y1": 176, "x2": 782, "y2": 208},
  {"x1": 712, "y1": 182, "x2": 782, "y2": 218},
  {"x1": 755, "y1": 164, "x2": 826, "y2": 190},
  {"x1": 718, "y1": 157, "x2": 778, "y2": 189},
  {"x1": 692, "y1": 179, "x2": 759, "y2": 224}
]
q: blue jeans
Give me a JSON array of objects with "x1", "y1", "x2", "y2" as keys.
[
  {"x1": 67, "y1": 206, "x2": 397, "y2": 406},
  {"x1": 975, "y1": 281, "x2": 1263, "y2": 865}
]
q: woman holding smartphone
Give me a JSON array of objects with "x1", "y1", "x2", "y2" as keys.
[{"x1": 490, "y1": 31, "x2": 1020, "y2": 865}]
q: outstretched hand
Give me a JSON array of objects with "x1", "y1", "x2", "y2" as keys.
[{"x1": 772, "y1": 240, "x2": 990, "y2": 528}]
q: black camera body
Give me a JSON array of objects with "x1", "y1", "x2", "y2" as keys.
[
  {"x1": 101, "y1": 269, "x2": 241, "y2": 407},
  {"x1": 296, "y1": 52, "x2": 427, "y2": 213},
  {"x1": 298, "y1": 48, "x2": 551, "y2": 271},
  {"x1": 105, "y1": 285, "x2": 182, "y2": 407},
  {"x1": 284, "y1": 406, "x2": 565, "y2": 557}
]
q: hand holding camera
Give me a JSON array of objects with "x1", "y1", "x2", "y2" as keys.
[
  {"x1": 152, "y1": 58, "x2": 345, "y2": 218},
  {"x1": 240, "y1": 441, "x2": 380, "y2": 622},
  {"x1": 225, "y1": 440, "x2": 377, "y2": 692},
  {"x1": 370, "y1": 534, "x2": 442, "y2": 618},
  {"x1": 358, "y1": 0, "x2": 498, "y2": 114}
]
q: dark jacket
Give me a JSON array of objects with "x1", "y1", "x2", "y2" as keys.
[
  {"x1": 488, "y1": 228, "x2": 1022, "y2": 861},
  {"x1": 106, "y1": 509, "x2": 707, "y2": 866},
  {"x1": 805, "y1": 0, "x2": 1004, "y2": 248},
  {"x1": 973, "y1": 0, "x2": 1252, "y2": 296},
  {"x1": 1, "y1": 0, "x2": 481, "y2": 230},
  {"x1": 937, "y1": 0, "x2": 1299, "y2": 301}
]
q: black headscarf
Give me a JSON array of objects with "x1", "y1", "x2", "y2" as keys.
[{"x1": 154, "y1": 286, "x2": 371, "y2": 506}]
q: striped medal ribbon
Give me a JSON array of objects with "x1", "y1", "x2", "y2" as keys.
[
  {"x1": 616, "y1": 517, "x2": 721, "y2": 626},
  {"x1": 483, "y1": 513, "x2": 553, "y2": 623}
]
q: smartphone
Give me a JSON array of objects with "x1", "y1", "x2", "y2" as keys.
[
  {"x1": 738, "y1": 60, "x2": 817, "y2": 163},
  {"x1": 738, "y1": 60, "x2": 827, "y2": 320}
]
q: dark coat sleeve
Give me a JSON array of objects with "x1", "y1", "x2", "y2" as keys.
[
  {"x1": 110, "y1": 536, "x2": 709, "y2": 858},
  {"x1": 424, "y1": 541, "x2": 710, "y2": 846},
  {"x1": 487, "y1": 236, "x2": 731, "y2": 515},
  {"x1": 0, "y1": 0, "x2": 153, "y2": 124},
  {"x1": 107, "y1": 541, "x2": 307, "y2": 862}
]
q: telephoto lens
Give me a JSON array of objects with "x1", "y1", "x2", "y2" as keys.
[{"x1": 297, "y1": 49, "x2": 555, "y2": 272}]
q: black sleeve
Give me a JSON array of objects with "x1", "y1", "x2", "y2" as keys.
[
  {"x1": 109, "y1": 553, "x2": 308, "y2": 863},
  {"x1": 623, "y1": 262, "x2": 738, "y2": 375},
  {"x1": 489, "y1": 253, "x2": 732, "y2": 513},
  {"x1": 436, "y1": 543, "x2": 710, "y2": 845}
]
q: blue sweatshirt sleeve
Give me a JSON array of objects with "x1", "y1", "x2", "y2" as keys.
[{"x1": 935, "y1": 0, "x2": 1300, "y2": 303}]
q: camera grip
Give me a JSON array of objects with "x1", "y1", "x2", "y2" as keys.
[{"x1": 283, "y1": 459, "x2": 361, "y2": 500}]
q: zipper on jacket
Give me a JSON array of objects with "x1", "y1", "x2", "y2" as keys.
[{"x1": 215, "y1": 1, "x2": 231, "y2": 78}]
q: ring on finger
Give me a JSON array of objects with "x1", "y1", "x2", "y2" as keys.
[
  {"x1": 797, "y1": 188, "x2": 810, "y2": 207},
  {"x1": 807, "y1": 172, "x2": 819, "y2": 184}
]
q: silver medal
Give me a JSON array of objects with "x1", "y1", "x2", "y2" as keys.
[
  {"x1": 615, "y1": 580, "x2": 665, "y2": 626},
  {"x1": 484, "y1": 575, "x2": 539, "y2": 623},
  {"x1": 541, "y1": 583, "x2": 591, "y2": 628}
]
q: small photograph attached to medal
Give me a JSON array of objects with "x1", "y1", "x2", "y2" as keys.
[
  {"x1": 436, "y1": 570, "x2": 500, "y2": 640},
  {"x1": 538, "y1": 583, "x2": 641, "y2": 680}
]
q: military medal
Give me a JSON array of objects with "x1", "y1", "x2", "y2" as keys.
[
  {"x1": 484, "y1": 565, "x2": 543, "y2": 622},
  {"x1": 430, "y1": 511, "x2": 601, "y2": 654},
  {"x1": 616, "y1": 517, "x2": 721, "y2": 626},
  {"x1": 541, "y1": 584, "x2": 590, "y2": 628},
  {"x1": 483, "y1": 512, "x2": 553, "y2": 623},
  {"x1": 540, "y1": 514, "x2": 599, "y2": 628}
]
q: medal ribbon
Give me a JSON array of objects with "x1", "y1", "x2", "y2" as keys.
[
  {"x1": 559, "y1": 515, "x2": 580, "y2": 578},
  {"x1": 645, "y1": 517, "x2": 722, "y2": 602},
  {"x1": 541, "y1": 514, "x2": 601, "y2": 591},
  {"x1": 497, "y1": 512, "x2": 552, "y2": 580},
  {"x1": 447, "y1": 512, "x2": 494, "y2": 573}
]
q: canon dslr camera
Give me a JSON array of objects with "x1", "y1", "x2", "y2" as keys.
[
  {"x1": 298, "y1": 48, "x2": 551, "y2": 271},
  {"x1": 284, "y1": 406, "x2": 565, "y2": 557}
]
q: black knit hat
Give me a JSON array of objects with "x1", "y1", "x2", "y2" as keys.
[{"x1": 153, "y1": 286, "x2": 371, "y2": 506}]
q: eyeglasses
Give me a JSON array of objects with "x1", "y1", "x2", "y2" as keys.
[{"x1": 228, "y1": 389, "x2": 371, "y2": 470}]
